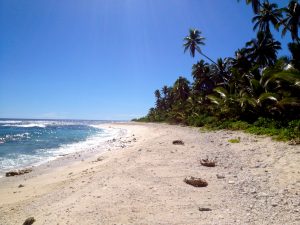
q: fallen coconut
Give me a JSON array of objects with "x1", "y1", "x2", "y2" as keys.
[
  {"x1": 184, "y1": 176, "x2": 208, "y2": 187},
  {"x1": 23, "y1": 217, "x2": 35, "y2": 225}
]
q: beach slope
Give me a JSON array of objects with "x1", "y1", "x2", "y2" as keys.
[{"x1": 0, "y1": 123, "x2": 299, "y2": 225}]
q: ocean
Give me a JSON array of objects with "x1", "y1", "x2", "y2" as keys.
[{"x1": 0, "y1": 119, "x2": 119, "y2": 175}]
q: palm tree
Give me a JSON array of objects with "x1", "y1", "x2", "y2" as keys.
[
  {"x1": 231, "y1": 48, "x2": 252, "y2": 73},
  {"x1": 252, "y1": 1, "x2": 282, "y2": 34},
  {"x1": 191, "y1": 61, "x2": 215, "y2": 94},
  {"x1": 191, "y1": 60, "x2": 210, "y2": 81},
  {"x1": 173, "y1": 76, "x2": 190, "y2": 103},
  {"x1": 154, "y1": 89, "x2": 162, "y2": 110},
  {"x1": 280, "y1": 0, "x2": 300, "y2": 43},
  {"x1": 183, "y1": 29, "x2": 217, "y2": 65},
  {"x1": 211, "y1": 58, "x2": 231, "y2": 85},
  {"x1": 246, "y1": 31, "x2": 281, "y2": 67},
  {"x1": 288, "y1": 42, "x2": 300, "y2": 70},
  {"x1": 161, "y1": 85, "x2": 173, "y2": 111}
]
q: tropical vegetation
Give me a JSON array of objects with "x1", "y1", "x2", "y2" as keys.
[{"x1": 134, "y1": 0, "x2": 300, "y2": 142}]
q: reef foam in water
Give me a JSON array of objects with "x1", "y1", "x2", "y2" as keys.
[{"x1": 0, "y1": 119, "x2": 120, "y2": 175}]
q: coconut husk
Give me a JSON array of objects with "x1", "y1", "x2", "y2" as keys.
[
  {"x1": 200, "y1": 159, "x2": 216, "y2": 167},
  {"x1": 184, "y1": 176, "x2": 208, "y2": 187}
]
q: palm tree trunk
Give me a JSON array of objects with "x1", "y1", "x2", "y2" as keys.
[
  {"x1": 199, "y1": 52, "x2": 228, "y2": 85},
  {"x1": 200, "y1": 52, "x2": 217, "y2": 66}
]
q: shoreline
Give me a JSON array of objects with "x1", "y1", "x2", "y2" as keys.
[
  {"x1": 0, "y1": 122, "x2": 299, "y2": 224},
  {"x1": 0, "y1": 123, "x2": 127, "y2": 178}
]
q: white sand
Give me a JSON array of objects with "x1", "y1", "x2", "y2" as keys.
[{"x1": 0, "y1": 122, "x2": 299, "y2": 225}]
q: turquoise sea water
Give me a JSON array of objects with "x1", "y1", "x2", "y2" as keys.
[{"x1": 0, "y1": 119, "x2": 114, "y2": 173}]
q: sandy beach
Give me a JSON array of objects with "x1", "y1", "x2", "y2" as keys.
[{"x1": 0, "y1": 122, "x2": 299, "y2": 225}]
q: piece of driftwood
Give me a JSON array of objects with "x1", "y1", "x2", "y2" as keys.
[
  {"x1": 200, "y1": 159, "x2": 216, "y2": 167},
  {"x1": 184, "y1": 176, "x2": 208, "y2": 187},
  {"x1": 172, "y1": 140, "x2": 184, "y2": 145},
  {"x1": 6, "y1": 168, "x2": 32, "y2": 177}
]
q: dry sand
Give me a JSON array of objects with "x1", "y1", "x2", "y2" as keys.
[{"x1": 0, "y1": 122, "x2": 299, "y2": 225}]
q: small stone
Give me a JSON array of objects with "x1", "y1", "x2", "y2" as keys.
[
  {"x1": 96, "y1": 157, "x2": 104, "y2": 162},
  {"x1": 172, "y1": 140, "x2": 184, "y2": 145},
  {"x1": 228, "y1": 181, "x2": 235, "y2": 184},
  {"x1": 259, "y1": 192, "x2": 268, "y2": 197},
  {"x1": 18, "y1": 184, "x2": 25, "y2": 188},
  {"x1": 23, "y1": 217, "x2": 35, "y2": 225},
  {"x1": 216, "y1": 174, "x2": 225, "y2": 179},
  {"x1": 199, "y1": 207, "x2": 212, "y2": 211}
]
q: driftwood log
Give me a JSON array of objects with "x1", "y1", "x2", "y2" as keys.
[{"x1": 5, "y1": 168, "x2": 32, "y2": 177}]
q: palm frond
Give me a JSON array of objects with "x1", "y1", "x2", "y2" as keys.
[{"x1": 257, "y1": 92, "x2": 279, "y2": 104}]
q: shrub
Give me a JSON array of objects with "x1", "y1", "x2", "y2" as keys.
[{"x1": 228, "y1": 138, "x2": 240, "y2": 143}]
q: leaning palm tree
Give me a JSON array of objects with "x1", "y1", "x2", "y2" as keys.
[
  {"x1": 279, "y1": 0, "x2": 300, "y2": 43},
  {"x1": 246, "y1": 31, "x2": 281, "y2": 67},
  {"x1": 183, "y1": 29, "x2": 217, "y2": 65},
  {"x1": 252, "y1": 1, "x2": 282, "y2": 34}
]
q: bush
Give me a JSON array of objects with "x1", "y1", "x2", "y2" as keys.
[
  {"x1": 228, "y1": 121, "x2": 250, "y2": 130},
  {"x1": 228, "y1": 138, "x2": 240, "y2": 143}
]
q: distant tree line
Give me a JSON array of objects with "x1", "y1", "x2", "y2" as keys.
[{"x1": 135, "y1": 0, "x2": 300, "y2": 141}]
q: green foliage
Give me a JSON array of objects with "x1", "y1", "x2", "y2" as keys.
[
  {"x1": 228, "y1": 138, "x2": 241, "y2": 143},
  {"x1": 134, "y1": 0, "x2": 300, "y2": 142}
]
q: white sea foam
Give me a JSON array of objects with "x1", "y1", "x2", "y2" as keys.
[
  {"x1": 0, "y1": 120, "x2": 22, "y2": 124},
  {"x1": 6, "y1": 123, "x2": 47, "y2": 128},
  {"x1": 1, "y1": 120, "x2": 77, "y2": 128},
  {"x1": 0, "y1": 126, "x2": 124, "y2": 173}
]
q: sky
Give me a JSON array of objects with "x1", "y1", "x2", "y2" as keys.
[{"x1": 0, "y1": 0, "x2": 293, "y2": 120}]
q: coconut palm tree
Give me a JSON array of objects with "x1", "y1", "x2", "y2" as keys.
[
  {"x1": 191, "y1": 62, "x2": 215, "y2": 95},
  {"x1": 173, "y1": 76, "x2": 190, "y2": 103},
  {"x1": 252, "y1": 1, "x2": 282, "y2": 34},
  {"x1": 246, "y1": 31, "x2": 281, "y2": 67},
  {"x1": 211, "y1": 58, "x2": 232, "y2": 85},
  {"x1": 279, "y1": 0, "x2": 300, "y2": 43},
  {"x1": 154, "y1": 89, "x2": 162, "y2": 110},
  {"x1": 231, "y1": 48, "x2": 252, "y2": 73},
  {"x1": 191, "y1": 60, "x2": 210, "y2": 81},
  {"x1": 288, "y1": 42, "x2": 300, "y2": 70},
  {"x1": 183, "y1": 29, "x2": 217, "y2": 65},
  {"x1": 161, "y1": 85, "x2": 173, "y2": 111}
]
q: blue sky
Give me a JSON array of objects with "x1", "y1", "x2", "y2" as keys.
[{"x1": 0, "y1": 0, "x2": 292, "y2": 120}]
